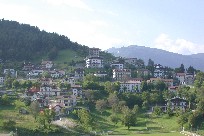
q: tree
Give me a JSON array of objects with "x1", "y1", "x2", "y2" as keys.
[
  {"x1": 154, "y1": 80, "x2": 166, "y2": 91},
  {"x1": 33, "y1": 81, "x2": 41, "y2": 88},
  {"x1": 187, "y1": 66, "x2": 195, "y2": 74},
  {"x1": 109, "y1": 114, "x2": 120, "y2": 125},
  {"x1": 153, "y1": 106, "x2": 162, "y2": 116},
  {"x1": 22, "y1": 80, "x2": 32, "y2": 89},
  {"x1": 108, "y1": 93, "x2": 119, "y2": 107},
  {"x1": 194, "y1": 72, "x2": 204, "y2": 88},
  {"x1": 140, "y1": 81, "x2": 148, "y2": 91},
  {"x1": 163, "y1": 90, "x2": 175, "y2": 100},
  {"x1": 12, "y1": 79, "x2": 20, "y2": 89},
  {"x1": 124, "y1": 94, "x2": 142, "y2": 108},
  {"x1": 59, "y1": 82, "x2": 71, "y2": 90},
  {"x1": 23, "y1": 97, "x2": 31, "y2": 106},
  {"x1": 48, "y1": 47, "x2": 58, "y2": 60},
  {"x1": 77, "y1": 109, "x2": 93, "y2": 131},
  {"x1": 1, "y1": 94, "x2": 10, "y2": 105},
  {"x1": 95, "y1": 99, "x2": 107, "y2": 114},
  {"x1": 112, "y1": 104, "x2": 120, "y2": 113},
  {"x1": 147, "y1": 58, "x2": 154, "y2": 67},
  {"x1": 4, "y1": 77, "x2": 14, "y2": 89},
  {"x1": 196, "y1": 100, "x2": 204, "y2": 113},
  {"x1": 37, "y1": 111, "x2": 46, "y2": 129},
  {"x1": 147, "y1": 59, "x2": 154, "y2": 74},
  {"x1": 150, "y1": 92, "x2": 164, "y2": 105},
  {"x1": 122, "y1": 106, "x2": 136, "y2": 129},
  {"x1": 178, "y1": 86, "x2": 195, "y2": 109},
  {"x1": 2, "y1": 120, "x2": 16, "y2": 130},
  {"x1": 83, "y1": 74, "x2": 98, "y2": 82},
  {"x1": 166, "y1": 105, "x2": 173, "y2": 117},
  {"x1": 104, "y1": 81, "x2": 120, "y2": 94},
  {"x1": 30, "y1": 101, "x2": 40, "y2": 120},
  {"x1": 175, "y1": 64, "x2": 185, "y2": 73},
  {"x1": 132, "y1": 105, "x2": 140, "y2": 115},
  {"x1": 83, "y1": 81, "x2": 103, "y2": 90},
  {"x1": 84, "y1": 90, "x2": 95, "y2": 102},
  {"x1": 43, "y1": 108, "x2": 56, "y2": 129},
  {"x1": 141, "y1": 91, "x2": 150, "y2": 103},
  {"x1": 15, "y1": 99, "x2": 26, "y2": 111},
  {"x1": 188, "y1": 111, "x2": 204, "y2": 130},
  {"x1": 177, "y1": 113, "x2": 188, "y2": 129},
  {"x1": 42, "y1": 71, "x2": 51, "y2": 78}
]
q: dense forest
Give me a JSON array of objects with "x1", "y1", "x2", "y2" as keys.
[{"x1": 0, "y1": 19, "x2": 90, "y2": 61}]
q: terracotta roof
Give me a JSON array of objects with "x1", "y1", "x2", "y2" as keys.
[
  {"x1": 29, "y1": 87, "x2": 40, "y2": 93},
  {"x1": 176, "y1": 73, "x2": 185, "y2": 76}
]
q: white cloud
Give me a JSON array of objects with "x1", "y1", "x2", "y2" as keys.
[
  {"x1": 51, "y1": 20, "x2": 125, "y2": 50},
  {"x1": 44, "y1": 0, "x2": 93, "y2": 11},
  {"x1": 0, "y1": 1, "x2": 128, "y2": 51},
  {"x1": 154, "y1": 33, "x2": 204, "y2": 55},
  {"x1": 97, "y1": 9, "x2": 119, "y2": 16}
]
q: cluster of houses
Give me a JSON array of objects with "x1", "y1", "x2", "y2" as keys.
[{"x1": 0, "y1": 48, "x2": 196, "y2": 116}]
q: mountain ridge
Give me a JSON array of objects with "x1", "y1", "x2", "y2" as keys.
[{"x1": 106, "y1": 45, "x2": 204, "y2": 71}]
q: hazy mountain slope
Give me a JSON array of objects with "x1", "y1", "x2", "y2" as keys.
[{"x1": 107, "y1": 45, "x2": 204, "y2": 71}]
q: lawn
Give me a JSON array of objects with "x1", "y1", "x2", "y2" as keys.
[
  {"x1": 0, "y1": 101, "x2": 38, "y2": 133},
  {"x1": 53, "y1": 49, "x2": 84, "y2": 69},
  {"x1": 0, "y1": 101, "x2": 79, "y2": 136},
  {"x1": 89, "y1": 109, "x2": 185, "y2": 136},
  {"x1": 0, "y1": 102, "x2": 200, "y2": 136}
]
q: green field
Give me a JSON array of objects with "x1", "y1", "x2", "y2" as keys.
[
  {"x1": 1, "y1": 101, "x2": 203, "y2": 136},
  {"x1": 0, "y1": 101, "x2": 79, "y2": 136},
  {"x1": 87, "y1": 109, "x2": 185, "y2": 136}
]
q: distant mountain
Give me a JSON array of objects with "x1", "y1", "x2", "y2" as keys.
[{"x1": 107, "y1": 45, "x2": 204, "y2": 71}]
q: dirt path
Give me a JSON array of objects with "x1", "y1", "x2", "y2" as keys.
[{"x1": 52, "y1": 118, "x2": 79, "y2": 133}]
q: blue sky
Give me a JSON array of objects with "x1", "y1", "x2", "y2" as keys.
[{"x1": 0, "y1": 0, "x2": 204, "y2": 55}]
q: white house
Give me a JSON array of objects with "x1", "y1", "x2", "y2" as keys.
[
  {"x1": 72, "y1": 86, "x2": 82, "y2": 98},
  {"x1": 24, "y1": 87, "x2": 42, "y2": 101},
  {"x1": 124, "y1": 58, "x2": 138, "y2": 66},
  {"x1": 41, "y1": 60, "x2": 53, "y2": 69},
  {"x1": 49, "y1": 102, "x2": 64, "y2": 116},
  {"x1": 29, "y1": 69, "x2": 44, "y2": 76},
  {"x1": 148, "y1": 78, "x2": 173, "y2": 87},
  {"x1": 119, "y1": 80, "x2": 141, "y2": 93},
  {"x1": 49, "y1": 70, "x2": 60, "y2": 78},
  {"x1": 152, "y1": 96, "x2": 188, "y2": 112},
  {"x1": 166, "y1": 96, "x2": 188, "y2": 111},
  {"x1": 89, "y1": 47, "x2": 100, "y2": 57},
  {"x1": 39, "y1": 78, "x2": 53, "y2": 85},
  {"x1": 176, "y1": 73, "x2": 185, "y2": 84},
  {"x1": 40, "y1": 85, "x2": 60, "y2": 97},
  {"x1": 110, "y1": 63, "x2": 124, "y2": 70},
  {"x1": 94, "y1": 71, "x2": 108, "y2": 78},
  {"x1": 154, "y1": 64, "x2": 164, "y2": 78},
  {"x1": 4, "y1": 69, "x2": 16, "y2": 77},
  {"x1": 185, "y1": 74, "x2": 194, "y2": 85},
  {"x1": 74, "y1": 68, "x2": 84, "y2": 80},
  {"x1": 62, "y1": 77, "x2": 76, "y2": 87},
  {"x1": 85, "y1": 57, "x2": 103, "y2": 68},
  {"x1": 56, "y1": 95, "x2": 77, "y2": 108},
  {"x1": 0, "y1": 76, "x2": 5, "y2": 85},
  {"x1": 22, "y1": 62, "x2": 34, "y2": 71},
  {"x1": 137, "y1": 69, "x2": 150, "y2": 77},
  {"x1": 113, "y1": 69, "x2": 131, "y2": 81}
]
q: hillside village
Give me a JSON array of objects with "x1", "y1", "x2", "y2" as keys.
[
  {"x1": 1, "y1": 47, "x2": 204, "y2": 136},
  {"x1": 1, "y1": 47, "x2": 195, "y2": 114}
]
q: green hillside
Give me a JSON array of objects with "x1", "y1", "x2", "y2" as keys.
[{"x1": 0, "y1": 19, "x2": 89, "y2": 61}]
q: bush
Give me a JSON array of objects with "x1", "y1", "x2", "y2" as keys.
[{"x1": 2, "y1": 120, "x2": 16, "y2": 130}]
